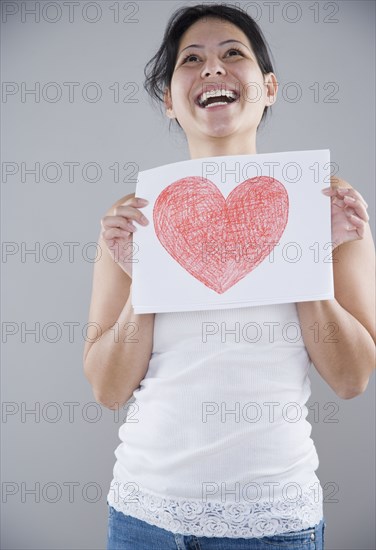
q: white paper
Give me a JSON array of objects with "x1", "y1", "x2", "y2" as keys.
[{"x1": 132, "y1": 150, "x2": 334, "y2": 313}]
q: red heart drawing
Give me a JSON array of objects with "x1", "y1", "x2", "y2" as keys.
[{"x1": 153, "y1": 176, "x2": 289, "y2": 294}]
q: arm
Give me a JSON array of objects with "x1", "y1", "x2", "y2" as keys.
[
  {"x1": 83, "y1": 194, "x2": 155, "y2": 410},
  {"x1": 297, "y1": 178, "x2": 376, "y2": 400}
]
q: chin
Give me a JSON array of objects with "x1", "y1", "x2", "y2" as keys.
[{"x1": 204, "y1": 124, "x2": 240, "y2": 138}]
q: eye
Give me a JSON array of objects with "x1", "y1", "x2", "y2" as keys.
[
  {"x1": 181, "y1": 47, "x2": 244, "y2": 64},
  {"x1": 227, "y1": 48, "x2": 243, "y2": 57},
  {"x1": 182, "y1": 53, "x2": 200, "y2": 63}
]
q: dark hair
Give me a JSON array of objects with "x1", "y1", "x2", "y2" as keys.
[{"x1": 143, "y1": 3, "x2": 276, "y2": 132}]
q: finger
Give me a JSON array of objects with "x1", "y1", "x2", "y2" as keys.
[
  {"x1": 119, "y1": 197, "x2": 149, "y2": 207},
  {"x1": 117, "y1": 196, "x2": 149, "y2": 209},
  {"x1": 321, "y1": 186, "x2": 347, "y2": 195},
  {"x1": 330, "y1": 191, "x2": 369, "y2": 214},
  {"x1": 347, "y1": 213, "x2": 363, "y2": 225},
  {"x1": 102, "y1": 228, "x2": 131, "y2": 241},
  {"x1": 321, "y1": 186, "x2": 338, "y2": 195},
  {"x1": 113, "y1": 205, "x2": 149, "y2": 225},
  {"x1": 343, "y1": 195, "x2": 369, "y2": 221},
  {"x1": 322, "y1": 186, "x2": 368, "y2": 209},
  {"x1": 345, "y1": 214, "x2": 365, "y2": 237},
  {"x1": 102, "y1": 215, "x2": 137, "y2": 232},
  {"x1": 335, "y1": 187, "x2": 368, "y2": 208},
  {"x1": 322, "y1": 187, "x2": 347, "y2": 208},
  {"x1": 331, "y1": 195, "x2": 345, "y2": 208}
]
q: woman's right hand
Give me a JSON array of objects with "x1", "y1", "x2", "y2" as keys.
[{"x1": 100, "y1": 196, "x2": 149, "y2": 279}]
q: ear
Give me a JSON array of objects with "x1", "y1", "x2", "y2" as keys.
[
  {"x1": 163, "y1": 87, "x2": 176, "y2": 119},
  {"x1": 264, "y1": 73, "x2": 278, "y2": 105}
]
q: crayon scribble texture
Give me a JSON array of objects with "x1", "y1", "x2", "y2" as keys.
[{"x1": 153, "y1": 176, "x2": 289, "y2": 294}]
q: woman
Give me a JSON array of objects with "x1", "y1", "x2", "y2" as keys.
[{"x1": 83, "y1": 4, "x2": 375, "y2": 549}]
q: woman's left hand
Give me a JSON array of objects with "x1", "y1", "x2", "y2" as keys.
[{"x1": 321, "y1": 182, "x2": 370, "y2": 250}]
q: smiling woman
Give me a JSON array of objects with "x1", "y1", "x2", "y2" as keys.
[
  {"x1": 143, "y1": 4, "x2": 278, "y2": 160},
  {"x1": 164, "y1": 21, "x2": 277, "y2": 159},
  {"x1": 82, "y1": 2, "x2": 375, "y2": 550}
]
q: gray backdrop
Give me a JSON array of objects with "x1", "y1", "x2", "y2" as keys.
[{"x1": 2, "y1": 1, "x2": 375, "y2": 549}]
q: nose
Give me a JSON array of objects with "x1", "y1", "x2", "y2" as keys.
[{"x1": 200, "y1": 57, "x2": 226, "y2": 78}]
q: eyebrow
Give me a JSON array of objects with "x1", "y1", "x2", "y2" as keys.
[{"x1": 177, "y1": 39, "x2": 251, "y2": 58}]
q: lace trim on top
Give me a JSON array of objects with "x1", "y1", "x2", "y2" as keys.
[{"x1": 107, "y1": 478, "x2": 323, "y2": 539}]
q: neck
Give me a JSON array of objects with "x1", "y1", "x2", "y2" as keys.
[{"x1": 187, "y1": 132, "x2": 258, "y2": 159}]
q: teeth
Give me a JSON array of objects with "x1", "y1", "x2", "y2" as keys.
[
  {"x1": 198, "y1": 89, "x2": 237, "y2": 106},
  {"x1": 205, "y1": 101, "x2": 230, "y2": 108}
]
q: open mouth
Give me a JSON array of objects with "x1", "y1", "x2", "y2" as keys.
[{"x1": 195, "y1": 89, "x2": 240, "y2": 109}]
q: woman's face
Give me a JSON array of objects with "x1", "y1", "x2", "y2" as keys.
[{"x1": 164, "y1": 17, "x2": 277, "y2": 148}]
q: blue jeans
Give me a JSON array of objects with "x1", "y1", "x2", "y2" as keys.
[{"x1": 106, "y1": 504, "x2": 326, "y2": 549}]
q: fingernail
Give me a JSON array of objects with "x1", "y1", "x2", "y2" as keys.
[
  {"x1": 137, "y1": 198, "x2": 149, "y2": 204},
  {"x1": 321, "y1": 188, "x2": 331, "y2": 193},
  {"x1": 344, "y1": 195, "x2": 356, "y2": 202}
]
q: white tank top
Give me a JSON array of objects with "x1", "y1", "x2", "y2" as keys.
[{"x1": 107, "y1": 303, "x2": 323, "y2": 538}]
